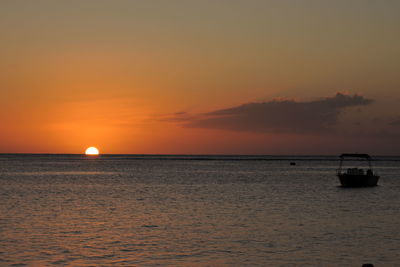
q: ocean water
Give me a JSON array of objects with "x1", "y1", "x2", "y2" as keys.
[{"x1": 0, "y1": 154, "x2": 399, "y2": 266}]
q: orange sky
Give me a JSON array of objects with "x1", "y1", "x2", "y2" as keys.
[{"x1": 1, "y1": 1, "x2": 400, "y2": 154}]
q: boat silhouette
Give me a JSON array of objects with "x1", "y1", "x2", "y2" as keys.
[{"x1": 337, "y1": 153, "x2": 380, "y2": 187}]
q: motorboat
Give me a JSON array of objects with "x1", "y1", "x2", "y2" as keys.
[{"x1": 337, "y1": 153, "x2": 379, "y2": 187}]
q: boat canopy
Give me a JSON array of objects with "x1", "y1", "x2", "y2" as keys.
[{"x1": 339, "y1": 153, "x2": 371, "y2": 159}]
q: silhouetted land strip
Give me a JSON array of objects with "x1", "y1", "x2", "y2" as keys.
[{"x1": 1, "y1": 154, "x2": 400, "y2": 161}]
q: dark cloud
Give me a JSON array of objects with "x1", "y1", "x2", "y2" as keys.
[
  {"x1": 176, "y1": 93, "x2": 373, "y2": 134},
  {"x1": 389, "y1": 118, "x2": 400, "y2": 127},
  {"x1": 174, "y1": 111, "x2": 187, "y2": 115}
]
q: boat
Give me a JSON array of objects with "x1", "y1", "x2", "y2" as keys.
[{"x1": 337, "y1": 153, "x2": 380, "y2": 187}]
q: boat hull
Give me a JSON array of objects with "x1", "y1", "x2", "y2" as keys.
[{"x1": 338, "y1": 174, "x2": 380, "y2": 187}]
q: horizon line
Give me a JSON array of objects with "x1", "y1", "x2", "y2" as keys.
[{"x1": 0, "y1": 153, "x2": 399, "y2": 157}]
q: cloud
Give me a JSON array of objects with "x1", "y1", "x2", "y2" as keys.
[
  {"x1": 389, "y1": 117, "x2": 400, "y2": 127},
  {"x1": 175, "y1": 93, "x2": 373, "y2": 134}
]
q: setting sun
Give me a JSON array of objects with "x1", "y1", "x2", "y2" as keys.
[{"x1": 85, "y1": 147, "x2": 99, "y2": 155}]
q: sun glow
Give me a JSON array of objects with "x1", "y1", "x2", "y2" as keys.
[{"x1": 85, "y1": 147, "x2": 99, "y2": 155}]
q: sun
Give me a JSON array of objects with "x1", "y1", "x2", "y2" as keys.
[{"x1": 85, "y1": 147, "x2": 100, "y2": 155}]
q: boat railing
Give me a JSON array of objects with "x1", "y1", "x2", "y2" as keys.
[{"x1": 337, "y1": 167, "x2": 377, "y2": 176}]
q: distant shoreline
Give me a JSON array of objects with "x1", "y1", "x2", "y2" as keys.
[{"x1": 1, "y1": 154, "x2": 399, "y2": 161}]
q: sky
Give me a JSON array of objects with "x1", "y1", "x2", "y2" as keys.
[{"x1": 1, "y1": 0, "x2": 400, "y2": 155}]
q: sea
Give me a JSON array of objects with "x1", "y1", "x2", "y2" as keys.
[{"x1": 0, "y1": 154, "x2": 399, "y2": 266}]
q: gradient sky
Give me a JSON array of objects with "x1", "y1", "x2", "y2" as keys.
[{"x1": 1, "y1": 0, "x2": 400, "y2": 154}]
